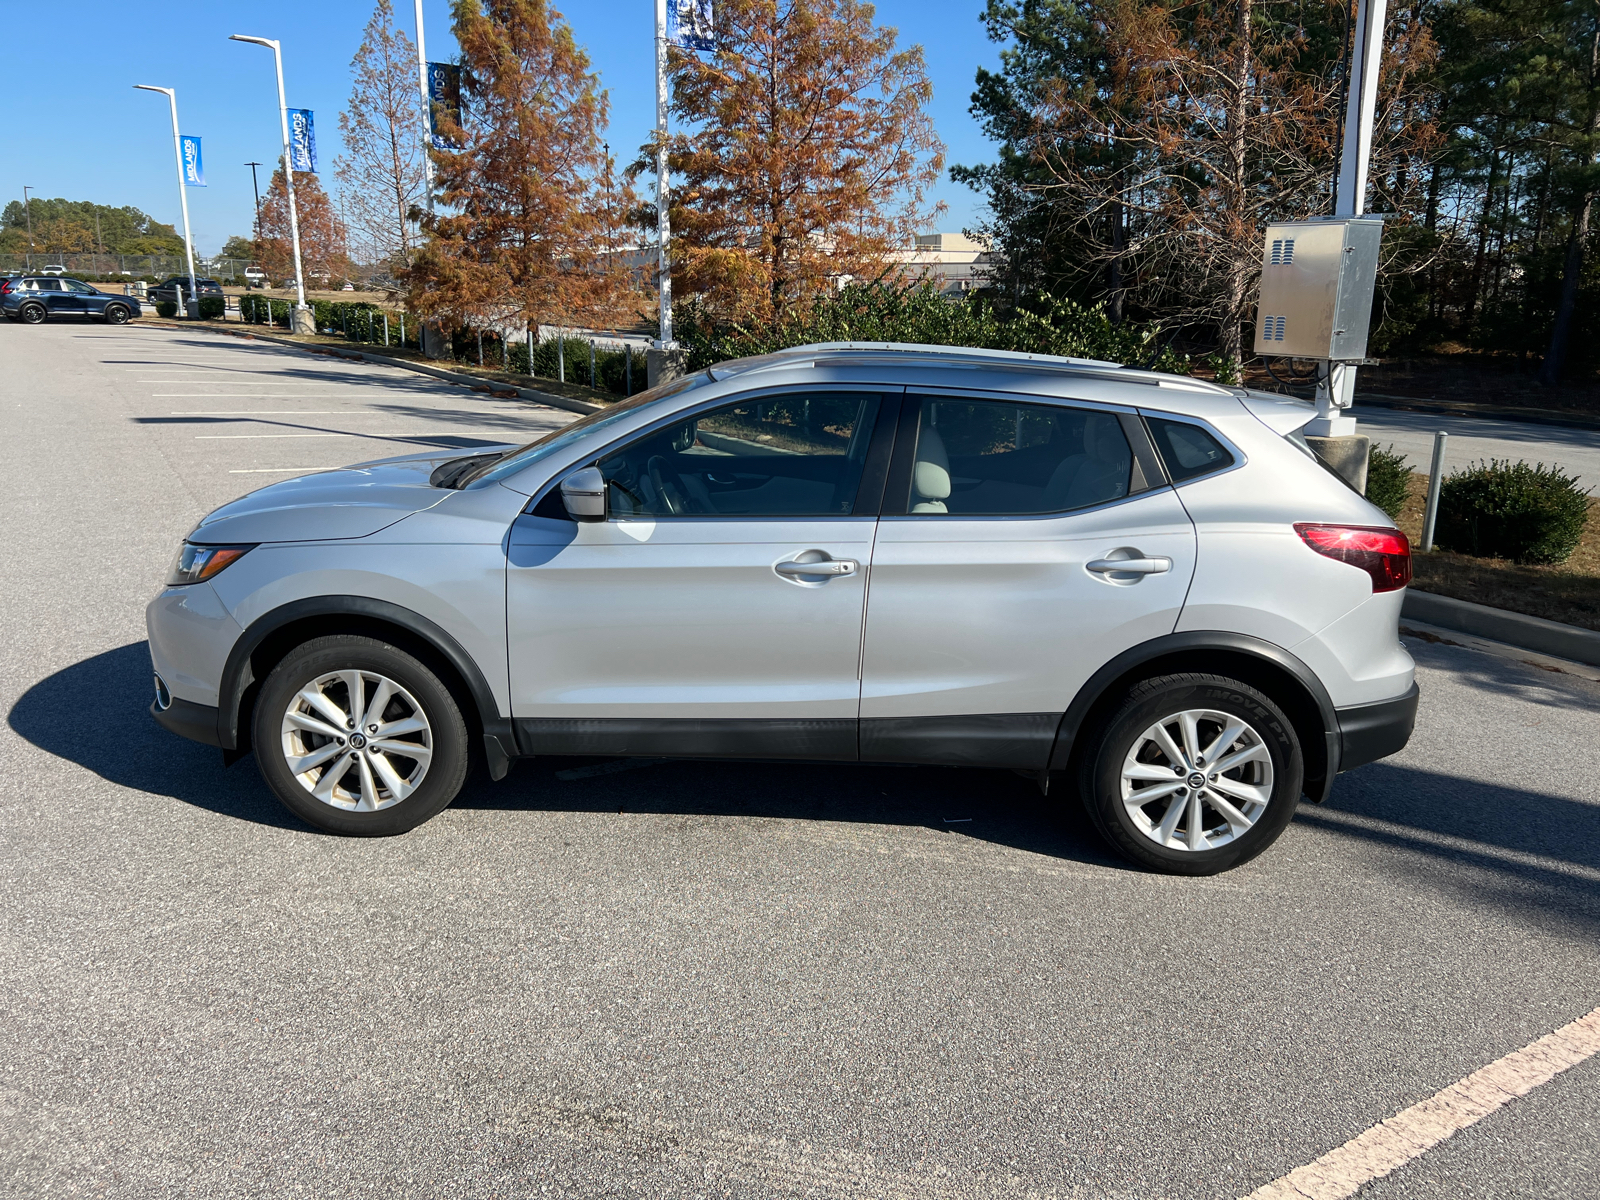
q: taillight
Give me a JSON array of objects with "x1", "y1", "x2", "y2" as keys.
[
  {"x1": 0, "y1": 280, "x2": 13, "y2": 294},
  {"x1": 1294, "y1": 523, "x2": 1412, "y2": 592}
]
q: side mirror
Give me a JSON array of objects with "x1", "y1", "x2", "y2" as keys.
[{"x1": 559, "y1": 466, "x2": 607, "y2": 522}]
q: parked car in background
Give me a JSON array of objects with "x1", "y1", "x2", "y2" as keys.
[
  {"x1": 146, "y1": 343, "x2": 1417, "y2": 874},
  {"x1": 244, "y1": 266, "x2": 266, "y2": 285},
  {"x1": 148, "y1": 276, "x2": 225, "y2": 305},
  {"x1": 1, "y1": 276, "x2": 140, "y2": 324},
  {"x1": 38, "y1": 264, "x2": 66, "y2": 276},
  {"x1": 341, "y1": 281, "x2": 355, "y2": 291}
]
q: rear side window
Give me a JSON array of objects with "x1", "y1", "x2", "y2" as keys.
[
  {"x1": 899, "y1": 396, "x2": 1133, "y2": 515},
  {"x1": 1146, "y1": 417, "x2": 1234, "y2": 482},
  {"x1": 31, "y1": 279, "x2": 62, "y2": 292}
]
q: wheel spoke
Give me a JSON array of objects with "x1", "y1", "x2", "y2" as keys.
[
  {"x1": 367, "y1": 751, "x2": 413, "y2": 801},
  {"x1": 360, "y1": 678, "x2": 394, "y2": 733},
  {"x1": 341, "y1": 672, "x2": 366, "y2": 734},
  {"x1": 1213, "y1": 742, "x2": 1269, "y2": 776},
  {"x1": 1209, "y1": 774, "x2": 1271, "y2": 808},
  {"x1": 374, "y1": 715, "x2": 427, "y2": 739},
  {"x1": 1154, "y1": 791, "x2": 1187, "y2": 844},
  {"x1": 1149, "y1": 722, "x2": 1187, "y2": 768},
  {"x1": 287, "y1": 741, "x2": 342, "y2": 775},
  {"x1": 371, "y1": 738, "x2": 431, "y2": 764},
  {"x1": 1203, "y1": 788, "x2": 1257, "y2": 834},
  {"x1": 1185, "y1": 790, "x2": 1204, "y2": 851},
  {"x1": 355, "y1": 753, "x2": 381, "y2": 811},
  {"x1": 1126, "y1": 762, "x2": 1182, "y2": 782},
  {"x1": 1177, "y1": 712, "x2": 1204, "y2": 767},
  {"x1": 312, "y1": 757, "x2": 349, "y2": 803},
  {"x1": 286, "y1": 710, "x2": 345, "y2": 741},
  {"x1": 296, "y1": 687, "x2": 349, "y2": 731},
  {"x1": 1128, "y1": 779, "x2": 1186, "y2": 806},
  {"x1": 1201, "y1": 721, "x2": 1246, "y2": 766}
]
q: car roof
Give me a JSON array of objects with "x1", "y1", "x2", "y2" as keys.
[{"x1": 710, "y1": 341, "x2": 1236, "y2": 399}]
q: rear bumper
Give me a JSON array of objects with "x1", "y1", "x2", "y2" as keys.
[
  {"x1": 1336, "y1": 683, "x2": 1419, "y2": 772},
  {"x1": 151, "y1": 696, "x2": 223, "y2": 748}
]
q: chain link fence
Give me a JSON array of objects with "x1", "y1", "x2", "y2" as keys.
[{"x1": 0, "y1": 253, "x2": 254, "y2": 281}]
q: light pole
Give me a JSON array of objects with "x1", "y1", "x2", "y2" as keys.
[
  {"x1": 133, "y1": 86, "x2": 200, "y2": 316},
  {"x1": 229, "y1": 34, "x2": 312, "y2": 334},
  {"x1": 412, "y1": 0, "x2": 446, "y2": 358},
  {"x1": 650, "y1": 0, "x2": 679, "y2": 386},
  {"x1": 22, "y1": 185, "x2": 35, "y2": 257}
]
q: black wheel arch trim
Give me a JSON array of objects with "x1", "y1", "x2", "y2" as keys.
[
  {"x1": 216, "y1": 596, "x2": 510, "y2": 769},
  {"x1": 1046, "y1": 630, "x2": 1342, "y2": 801}
]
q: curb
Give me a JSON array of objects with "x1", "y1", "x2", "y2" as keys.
[
  {"x1": 132, "y1": 318, "x2": 605, "y2": 417},
  {"x1": 1402, "y1": 590, "x2": 1600, "y2": 668}
]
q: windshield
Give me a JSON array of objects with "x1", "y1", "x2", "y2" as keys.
[{"x1": 461, "y1": 371, "x2": 717, "y2": 488}]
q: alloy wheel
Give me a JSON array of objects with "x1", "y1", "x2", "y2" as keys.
[
  {"x1": 1119, "y1": 707, "x2": 1274, "y2": 852},
  {"x1": 279, "y1": 669, "x2": 434, "y2": 812}
]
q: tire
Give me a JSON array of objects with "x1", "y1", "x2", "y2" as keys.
[
  {"x1": 104, "y1": 304, "x2": 131, "y2": 325},
  {"x1": 19, "y1": 303, "x2": 46, "y2": 325},
  {"x1": 1076, "y1": 673, "x2": 1303, "y2": 875},
  {"x1": 252, "y1": 635, "x2": 470, "y2": 836}
]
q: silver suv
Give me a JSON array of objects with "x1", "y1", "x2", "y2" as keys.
[{"x1": 147, "y1": 344, "x2": 1417, "y2": 874}]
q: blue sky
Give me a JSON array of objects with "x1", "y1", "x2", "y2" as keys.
[{"x1": 0, "y1": 1, "x2": 1004, "y2": 256}]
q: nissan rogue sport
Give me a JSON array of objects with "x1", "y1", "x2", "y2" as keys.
[{"x1": 147, "y1": 343, "x2": 1417, "y2": 874}]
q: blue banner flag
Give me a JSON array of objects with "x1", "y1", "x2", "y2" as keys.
[
  {"x1": 288, "y1": 109, "x2": 318, "y2": 173},
  {"x1": 180, "y1": 135, "x2": 205, "y2": 187},
  {"x1": 670, "y1": 0, "x2": 714, "y2": 50},
  {"x1": 427, "y1": 62, "x2": 463, "y2": 150}
]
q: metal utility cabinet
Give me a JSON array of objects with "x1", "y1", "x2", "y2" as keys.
[{"x1": 1253, "y1": 217, "x2": 1384, "y2": 361}]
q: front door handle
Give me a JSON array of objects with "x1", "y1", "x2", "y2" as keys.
[
  {"x1": 775, "y1": 556, "x2": 858, "y2": 578},
  {"x1": 1086, "y1": 556, "x2": 1171, "y2": 575}
]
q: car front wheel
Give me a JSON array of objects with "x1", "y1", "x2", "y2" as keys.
[
  {"x1": 19, "y1": 303, "x2": 46, "y2": 324},
  {"x1": 252, "y1": 635, "x2": 470, "y2": 835},
  {"x1": 104, "y1": 304, "x2": 131, "y2": 324},
  {"x1": 1078, "y1": 672, "x2": 1303, "y2": 875}
]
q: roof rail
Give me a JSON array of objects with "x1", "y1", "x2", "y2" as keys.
[{"x1": 738, "y1": 341, "x2": 1232, "y2": 394}]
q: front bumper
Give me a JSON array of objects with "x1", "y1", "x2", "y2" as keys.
[{"x1": 1336, "y1": 683, "x2": 1420, "y2": 772}]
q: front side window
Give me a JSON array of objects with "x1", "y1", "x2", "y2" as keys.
[
  {"x1": 600, "y1": 392, "x2": 882, "y2": 518},
  {"x1": 65, "y1": 279, "x2": 96, "y2": 294},
  {"x1": 900, "y1": 396, "x2": 1133, "y2": 516}
]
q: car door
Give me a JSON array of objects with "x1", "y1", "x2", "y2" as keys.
[
  {"x1": 858, "y1": 391, "x2": 1197, "y2": 770},
  {"x1": 62, "y1": 279, "x2": 99, "y2": 316},
  {"x1": 29, "y1": 278, "x2": 73, "y2": 315},
  {"x1": 506, "y1": 388, "x2": 898, "y2": 760}
]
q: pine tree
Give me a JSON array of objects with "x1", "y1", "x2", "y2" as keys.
[
  {"x1": 403, "y1": 0, "x2": 636, "y2": 334},
  {"x1": 257, "y1": 164, "x2": 352, "y2": 285},
  {"x1": 335, "y1": 0, "x2": 428, "y2": 272},
  {"x1": 660, "y1": 0, "x2": 946, "y2": 321}
]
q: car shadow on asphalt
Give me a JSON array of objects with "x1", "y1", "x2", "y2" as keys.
[{"x1": 5, "y1": 641, "x2": 1124, "y2": 867}]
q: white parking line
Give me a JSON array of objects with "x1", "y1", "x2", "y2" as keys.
[
  {"x1": 1242, "y1": 1004, "x2": 1600, "y2": 1199},
  {"x1": 195, "y1": 433, "x2": 350, "y2": 440}
]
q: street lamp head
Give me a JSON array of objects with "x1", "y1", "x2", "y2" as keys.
[
  {"x1": 229, "y1": 34, "x2": 279, "y2": 49},
  {"x1": 133, "y1": 84, "x2": 175, "y2": 97}
]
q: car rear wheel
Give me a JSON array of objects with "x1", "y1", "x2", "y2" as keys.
[
  {"x1": 252, "y1": 635, "x2": 470, "y2": 836},
  {"x1": 19, "y1": 303, "x2": 46, "y2": 324},
  {"x1": 104, "y1": 304, "x2": 131, "y2": 324},
  {"x1": 1077, "y1": 672, "x2": 1303, "y2": 875}
]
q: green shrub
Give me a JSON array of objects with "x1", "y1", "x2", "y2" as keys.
[
  {"x1": 154, "y1": 299, "x2": 177, "y2": 319},
  {"x1": 1435, "y1": 459, "x2": 1591, "y2": 564},
  {"x1": 198, "y1": 296, "x2": 225, "y2": 320},
  {"x1": 1364, "y1": 444, "x2": 1410, "y2": 520},
  {"x1": 677, "y1": 281, "x2": 1190, "y2": 376}
]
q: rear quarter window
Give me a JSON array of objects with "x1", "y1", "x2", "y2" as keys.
[{"x1": 1145, "y1": 417, "x2": 1235, "y2": 482}]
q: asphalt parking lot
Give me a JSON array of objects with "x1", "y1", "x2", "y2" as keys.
[{"x1": 2, "y1": 320, "x2": 1598, "y2": 1199}]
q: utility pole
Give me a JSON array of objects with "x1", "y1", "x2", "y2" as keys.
[
  {"x1": 133, "y1": 85, "x2": 200, "y2": 316},
  {"x1": 22, "y1": 186, "x2": 35, "y2": 255},
  {"x1": 229, "y1": 34, "x2": 313, "y2": 335},
  {"x1": 245, "y1": 161, "x2": 264, "y2": 226},
  {"x1": 1307, "y1": 0, "x2": 1388, "y2": 438}
]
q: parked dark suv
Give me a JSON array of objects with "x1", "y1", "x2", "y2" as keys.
[
  {"x1": 149, "y1": 276, "x2": 225, "y2": 305},
  {"x1": 0, "y1": 276, "x2": 141, "y2": 325}
]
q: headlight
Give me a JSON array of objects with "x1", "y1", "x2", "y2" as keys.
[{"x1": 167, "y1": 542, "x2": 253, "y2": 586}]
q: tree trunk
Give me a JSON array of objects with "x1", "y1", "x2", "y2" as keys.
[
  {"x1": 1464, "y1": 146, "x2": 1498, "y2": 327},
  {"x1": 1538, "y1": 31, "x2": 1600, "y2": 386},
  {"x1": 1108, "y1": 189, "x2": 1125, "y2": 324}
]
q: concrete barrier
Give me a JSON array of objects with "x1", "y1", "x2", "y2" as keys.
[{"x1": 1403, "y1": 590, "x2": 1600, "y2": 667}]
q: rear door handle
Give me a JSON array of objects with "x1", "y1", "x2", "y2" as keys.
[
  {"x1": 775, "y1": 557, "x2": 858, "y2": 578},
  {"x1": 1086, "y1": 557, "x2": 1171, "y2": 575}
]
